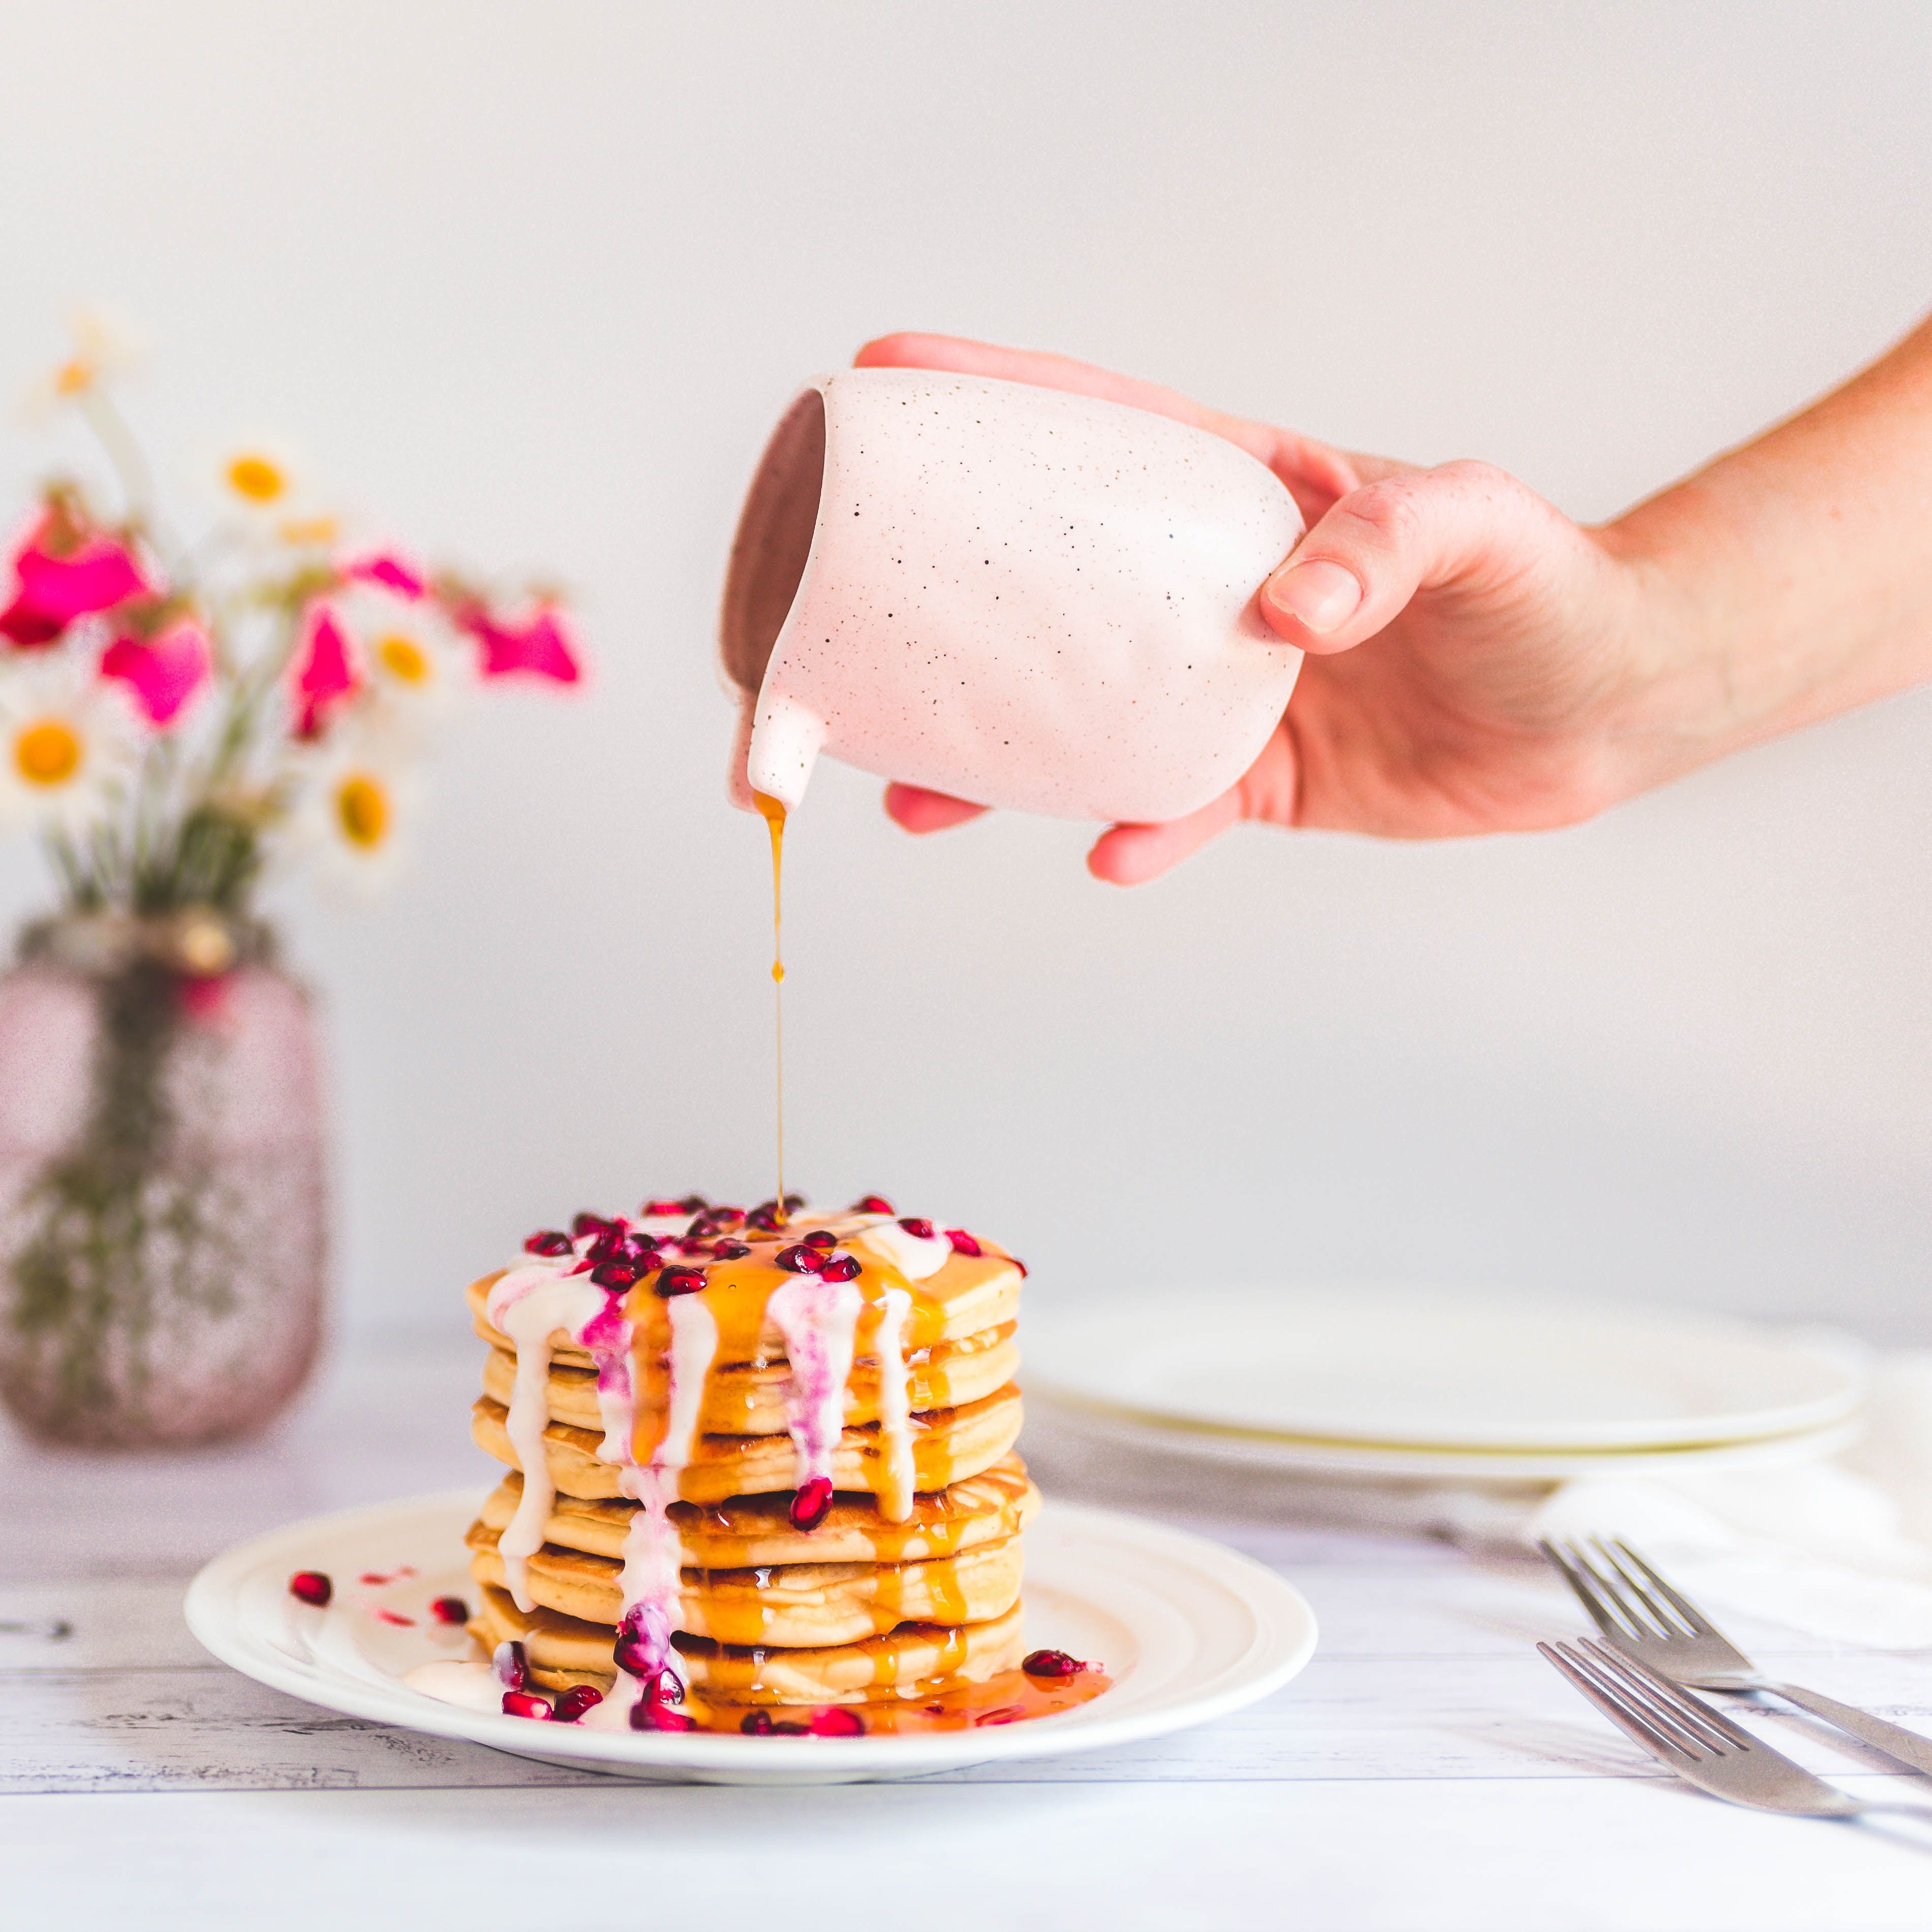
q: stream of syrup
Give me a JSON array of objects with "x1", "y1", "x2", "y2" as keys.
[{"x1": 752, "y1": 791, "x2": 787, "y2": 1220}]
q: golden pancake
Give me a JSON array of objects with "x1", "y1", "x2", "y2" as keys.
[
  {"x1": 465, "y1": 1247, "x2": 1022, "y2": 1370},
  {"x1": 471, "y1": 1381, "x2": 1023, "y2": 1504},
  {"x1": 465, "y1": 1517, "x2": 1023, "y2": 1646},
  {"x1": 470, "y1": 1582, "x2": 1026, "y2": 1704},
  {"x1": 476, "y1": 1322, "x2": 1020, "y2": 1437},
  {"x1": 476, "y1": 1456, "x2": 1038, "y2": 1567}
]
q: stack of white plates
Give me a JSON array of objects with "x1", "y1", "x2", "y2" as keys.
[{"x1": 1025, "y1": 1284, "x2": 1865, "y2": 1482}]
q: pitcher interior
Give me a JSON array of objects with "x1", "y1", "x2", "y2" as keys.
[{"x1": 719, "y1": 387, "x2": 827, "y2": 699}]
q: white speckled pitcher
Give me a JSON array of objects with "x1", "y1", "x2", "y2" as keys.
[{"x1": 719, "y1": 368, "x2": 1303, "y2": 822}]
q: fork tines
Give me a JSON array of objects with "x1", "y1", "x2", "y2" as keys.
[
  {"x1": 1537, "y1": 1534, "x2": 1716, "y2": 1642},
  {"x1": 1538, "y1": 1638, "x2": 1751, "y2": 1762}
]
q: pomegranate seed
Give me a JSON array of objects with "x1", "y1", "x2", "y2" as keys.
[
  {"x1": 1013, "y1": 1258, "x2": 1029, "y2": 1277},
  {"x1": 808, "y1": 1706, "x2": 866, "y2": 1736},
  {"x1": 789, "y1": 1476, "x2": 833, "y2": 1531},
  {"x1": 501, "y1": 1689, "x2": 552, "y2": 1719},
  {"x1": 898, "y1": 1217, "x2": 935, "y2": 1240},
  {"x1": 784, "y1": 1192, "x2": 806, "y2": 1212},
  {"x1": 1021, "y1": 1649, "x2": 1090, "y2": 1678},
  {"x1": 740, "y1": 1708, "x2": 774, "y2": 1735},
  {"x1": 524, "y1": 1229, "x2": 573, "y2": 1256},
  {"x1": 851, "y1": 1194, "x2": 894, "y2": 1215},
  {"x1": 654, "y1": 1265, "x2": 706, "y2": 1297},
  {"x1": 711, "y1": 1239, "x2": 751, "y2": 1260},
  {"x1": 744, "y1": 1206, "x2": 782, "y2": 1232},
  {"x1": 944, "y1": 1228, "x2": 983, "y2": 1257},
  {"x1": 803, "y1": 1228, "x2": 838, "y2": 1249},
  {"x1": 709, "y1": 1206, "x2": 745, "y2": 1226},
  {"x1": 590, "y1": 1260, "x2": 639, "y2": 1291},
  {"x1": 573, "y1": 1211, "x2": 612, "y2": 1237},
  {"x1": 641, "y1": 1197, "x2": 685, "y2": 1217},
  {"x1": 631, "y1": 1231, "x2": 662, "y2": 1255},
  {"x1": 428, "y1": 1595, "x2": 469, "y2": 1625},
  {"x1": 777, "y1": 1244, "x2": 826, "y2": 1274},
  {"x1": 551, "y1": 1685, "x2": 604, "y2": 1723},
  {"x1": 632, "y1": 1700, "x2": 697, "y2": 1732},
  {"x1": 612, "y1": 1627, "x2": 659, "y2": 1678},
  {"x1": 676, "y1": 1194, "x2": 708, "y2": 1214},
  {"x1": 653, "y1": 1671, "x2": 686, "y2": 1706},
  {"x1": 493, "y1": 1639, "x2": 530, "y2": 1690},
  {"x1": 287, "y1": 1570, "x2": 331, "y2": 1607},
  {"x1": 586, "y1": 1226, "x2": 626, "y2": 1263},
  {"x1": 818, "y1": 1254, "x2": 861, "y2": 1282}
]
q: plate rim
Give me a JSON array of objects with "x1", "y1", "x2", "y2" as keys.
[
  {"x1": 1024, "y1": 1283, "x2": 1866, "y2": 1452},
  {"x1": 183, "y1": 1488, "x2": 1318, "y2": 1777}
]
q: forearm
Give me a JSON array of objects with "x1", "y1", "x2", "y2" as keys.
[{"x1": 1607, "y1": 312, "x2": 1932, "y2": 780}]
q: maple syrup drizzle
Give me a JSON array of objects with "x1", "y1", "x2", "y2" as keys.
[{"x1": 752, "y1": 790, "x2": 787, "y2": 1221}]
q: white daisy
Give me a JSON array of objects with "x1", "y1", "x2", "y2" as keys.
[
  {"x1": 332, "y1": 579, "x2": 471, "y2": 740},
  {"x1": 0, "y1": 649, "x2": 144, "y2": 831},
  {"x1": 290, "y1": 729, "x2": 417, "y2": 895}
]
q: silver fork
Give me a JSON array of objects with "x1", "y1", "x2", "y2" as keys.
[
  {"x1": 1541, "y1": 1637, "x2": 1932, "y2": 1820},
  {"x1": 1539, "y1": 1534, "x2": 1932, "y2": 1778}
]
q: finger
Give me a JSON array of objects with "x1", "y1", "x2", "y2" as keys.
[
  {"x1": 1086, "y1": 789, "x2": 1243, "y2": 886},
  {"x1": 1258, "y1": 460, "x2": 1565, "y2": 655},
  {"x1": 884, "y1": 782, "x2": 990, "y2": 834}
]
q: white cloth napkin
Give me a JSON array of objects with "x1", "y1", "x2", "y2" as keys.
[{"x1": 1445, "y1": 1351, "x2": 1932, "y2": 1650}]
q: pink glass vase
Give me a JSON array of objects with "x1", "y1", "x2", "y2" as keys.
[{"x1": 0, "y1": 913, "x2": 327, "y2": 1447}]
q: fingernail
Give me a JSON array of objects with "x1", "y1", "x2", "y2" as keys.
[{"x1": 1265, "y1": 558, "x2": 1363, "y2": 634}]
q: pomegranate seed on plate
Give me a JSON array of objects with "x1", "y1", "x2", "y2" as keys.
[
  {"x1": 612, "y1": 1627, "x2": 658, "y2": 1678},
  {"x1": 501, "y1": 1689, "x2": 552, "y2": 1719},
  {"x1": 632, "y1": 1700, "x2": 697, "y2": 1732},
  {"x1": 551, "y1": 1685, "x2": 604, "y2": 1723},
  {"x1": 818, "y1": 1254, "x2": 860, "y2": 1282},
  {"x1": 524, "y1": 1229, "x2": 573, "y2": 1256},
  {"x1": 777, "y1": 1244, "x2": 826, "y2": 1274},
  {"x1": 711, "y1": 1239, "x2": 751, "y2": 1260},
  {"x1": 789, "y1": 1477, "x2": 833, "y2": 1531},
  {"x1": 590, "y1": 1260, "x2": 639, "y2": 1291},
  {"x1": 898, "y1": 1217, "x2": 935, "y2": 1240},
  {"x1": 944, "y1": 1229, "x2": 983, "y2": 1257},
  {"x1": 676, "y1": 1194, "x2": 708, "y2": 1214},
  {"x1": 287, "y1": 1570, "x2": 331, "y2": 1607},
  {"x1": 851, "y1": 1194, "x2": 894, "y2": 1215},
  {"x1": 1021, "y1": 1648, "x2": 1091, "y2": 1678},
  {"x1": 740, "y1": 1708, "x2": 774, "y2": 1735},
  {"x1": 428, "y1": 1595, "x2": 469, "y2": 1625},
  {"x1": 653, "y1": 1265, "x2": 706, "y2": 1297},
  {"x1": 572, "y1": 1211, "x2": 612, "y2": 1237},
  {"x1": 808, "y1": 1706, "x2": 865, "y2": 1736},
  {"x1": 641, "y1": 1197, "x2": 685, "y2": 1217},
  {"x1": 492, "y1": 1639, "x2": 530, "y2": 1689},
  {"x1": 803, "y1": 1228, "x2": 837, "y2": 1249}
]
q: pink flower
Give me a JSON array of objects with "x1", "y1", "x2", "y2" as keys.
[
  {"x1": 343, "y1": 552, "x2": 426, "y2": 600},
  {"x1": 1, "y1": 515, "x2": 148, "y2": 647},
  {"x1": 100, "y1": 620, "x2": 213, "y2": 728},
  {"x1": 457, "y1": 604, "x2": 582, "y2": 684},
  {"x1": 290, "y1": 604, "x2": 358, "y2": 738}
]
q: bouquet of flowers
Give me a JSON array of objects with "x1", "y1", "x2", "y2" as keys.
[{"x1": 0, "y1": 320, "x2": 582, "y2": 1444}]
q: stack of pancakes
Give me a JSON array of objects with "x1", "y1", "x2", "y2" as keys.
[{"x1": 462, "y1": 1198, "x2": 1037, "y2": 1725}]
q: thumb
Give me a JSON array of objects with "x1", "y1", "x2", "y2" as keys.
[{"x1": 1257, "y1": 460, "x2": 1556, "y2": 655}]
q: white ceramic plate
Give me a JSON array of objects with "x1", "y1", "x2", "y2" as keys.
[
  {"x1": 184, "y1": 1490, "x2": 1317, "y2": 1787},
  {"x1": 1028, "y1": 1397, "x2": 1862, "y2": 1482},
  {"x1": 1027, "y1": 1283, "x2": 1864, "y2": 1454}
]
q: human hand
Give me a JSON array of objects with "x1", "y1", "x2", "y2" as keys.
[{"x1": 854, "y1": 333, "x2": 1668, "y2": 884}]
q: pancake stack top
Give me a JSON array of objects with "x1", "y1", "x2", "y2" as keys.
[{"x1": 464, "y1": 1192, "x2": 1039, "y2": 1732}]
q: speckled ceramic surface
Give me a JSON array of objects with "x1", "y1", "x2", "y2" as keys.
[{"x1": 720, "y1": 369, "x2": 1304, "y2": 822}]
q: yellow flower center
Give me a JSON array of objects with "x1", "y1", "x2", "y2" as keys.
[
  {"x1": 226, "y1": 453, "x2": 287, "y2": 503},
  {"x1": 377, "y1": 634, "x2": 430, "y2": 684},
  {"x1": 335, "y1": 773, "x2": 389, "y2": 849},
  {"x1": 14, "y1": 720, "x2": 82, "y2": 788}
]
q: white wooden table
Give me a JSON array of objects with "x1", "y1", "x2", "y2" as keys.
[{"x1": 8, "y1": 1337, "x2": 1932, "y2": 1931}]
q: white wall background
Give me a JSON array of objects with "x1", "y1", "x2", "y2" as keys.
[{"x1": 1, "y1": 2, "x2": 1929, "y2": 1343}]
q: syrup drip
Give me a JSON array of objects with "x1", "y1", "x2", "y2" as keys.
[{"x1": 752, "y1": 790, "x2": 786, "y2": 1221}]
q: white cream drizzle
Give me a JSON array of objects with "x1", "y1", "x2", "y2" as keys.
[
  {"x1": 870, "y1": 1283, "x2": 916, "y2": 1521},
  {"x1": 487, "y1": 1260, "x2": 608, "y2": 1612},
  {"x1": 403, "y1": 1657, "x2": 506, "y2": 1715},
  {"x1": 767, "y1": 1270, "x2": 864, "y2": 1494},
  {"x1": 853, "y1": 1219, "x2": 952, "y2": 1281}
]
